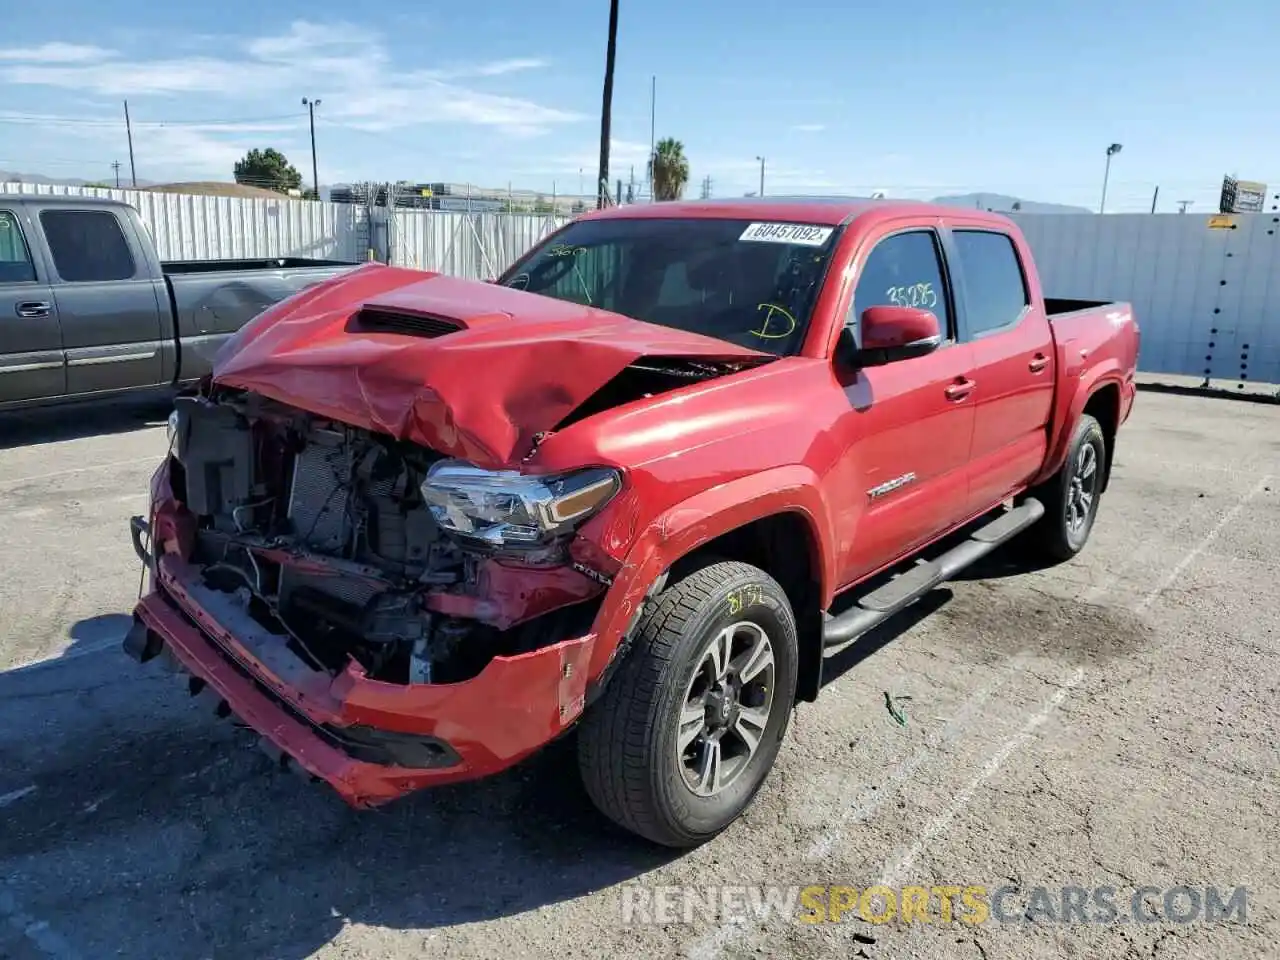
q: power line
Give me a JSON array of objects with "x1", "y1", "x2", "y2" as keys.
[{"x1": 0, "y1": 111, "x2": 306, "y2": 128}]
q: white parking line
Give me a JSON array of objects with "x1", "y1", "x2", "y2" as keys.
[
  {"x1": 806, "y1": 656, "x2": 1024, "y2": 861},
  {"x1": 877, "y1": 668, "x2": 1084, "y2": 886},
  {"x1": 0, "y1": 785, "x2": 37, "y2": 807},
  {"x1": 9, "y1": 637, "x2": 126, "y2": 674},
  {"x1": 690, "y1": 473, "x2": 1272, "y2": 959},
  {"x1": 0, "y1": 886, "x2": 82, "y2": 960},
  {"x1": 10, "y1": 491, "x2": 148, "y2": 523},
  {"x1": 1134, "y1": 474, "x2": 1271, "y2": 614},
  {"x1": 0, "y1": 457, "x2": 157, "y2": 489}
]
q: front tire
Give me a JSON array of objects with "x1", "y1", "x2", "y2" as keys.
[
  {"x1": 1026, "y1": 413, "x2": 1107, "y2": 562},
  {"x1": 577, "y1": 560, "x2": 798, "y2": 848}
]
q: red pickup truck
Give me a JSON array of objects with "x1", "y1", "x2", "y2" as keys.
[{"x1": 126, "y1": 199, "x2": 1139, "y2": 847}]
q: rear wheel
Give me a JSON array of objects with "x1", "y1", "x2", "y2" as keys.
[
  {"x1": 577, "y1": 560, "x2": 798, "y2": 848},
  {"x1": 1026, "y1": 414, "x2": 1106, "y2": 561}
]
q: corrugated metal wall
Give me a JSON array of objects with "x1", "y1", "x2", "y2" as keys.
[
  {"x1": 389, "y1": 210, "x2": 568, "y2": 278},
  {"x1": 0, "y1": 182, "x2": 367, "y2": 262},
  {"x1": 5, "y1": 180, "x2": 1276, "y2": 387},
  {"x1": 1013, "y1": 212, "x2": 1280, "y2": 387}
]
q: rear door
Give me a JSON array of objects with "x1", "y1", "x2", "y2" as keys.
[
  {"x1": 37, "y1": 206, "x2": 167, "y2": 396},
  {"x1": 832, "y1": 227, "x2": 977, "y2": 585},
  {"x1": 0, "y1": 205, "x2": 65, "y2": 403},
  {"x1": 946, "y1": 228, "x2": 1055, "y2": 512}
]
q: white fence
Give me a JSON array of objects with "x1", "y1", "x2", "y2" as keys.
[
  {"x1": 1, "y1": 182, "x2": 367, "y2": 262},
  {"x1": 388, "y1": 209, "x2": 569, "y2": 279},
  {"x1": 1013, "y1": 212, "x2": 1280, "y2": 388},
  {"x1": 0, "y1": 181, "x2": 569, "y2": 277},
  {"x1": 4, "y1": 181, "x2": 1276, "y2": 388}
]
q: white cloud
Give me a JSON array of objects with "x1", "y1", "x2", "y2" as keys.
[
  {"x1": 2, "y1": 58, "x2": 286, "y2": 96},
  {"x1": 244, "y1": 20, "x2": 376, "y2": 62},
  {"x1": 0, "y1": 20, "x2": 576, "y2": 137},
  {"x1": 539, "y1": 138, "x2": 652, "y2": 175},
  {"x1": 328, "y1": 79, "x2": 579, "y2": 131},
  {"x1": 465, "y1": 58, "x2": 549, "y2": 77},
  {"x1": 0, "y1": 42, "x2": 115, "y2": 63}
]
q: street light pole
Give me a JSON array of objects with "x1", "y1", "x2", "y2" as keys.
[
  {"x1": 756, "y1": 156, "x2": 765, "y2": 197},
  {"x1": 1100, "y1": 142, "x2": 1122, "y2": 214},
  {"x1": 302, "y1": 97, "x2": 322, "y2": 199}
]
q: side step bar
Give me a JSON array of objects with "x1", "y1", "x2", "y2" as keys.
[{"x1": 822, "y1": 498, "x2": 1045, "y2": 649}]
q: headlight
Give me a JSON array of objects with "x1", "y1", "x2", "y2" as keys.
[{"x1": 421, "y1": 460, "x2": 621, "y2": 548}]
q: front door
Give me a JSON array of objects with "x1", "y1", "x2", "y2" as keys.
[
  {"x1": 37, "y1": 206, "x2": 166, "y2": 397},
  {"x1": 831, "y1": 228, "x2": 977, "y2": 587},
  {"x1": 0, "y1": 206, "x2": 64, "y2": 404}
]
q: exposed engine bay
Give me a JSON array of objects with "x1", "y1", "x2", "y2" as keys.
[{"x1": 166, "y1": 389, "x2": 603, "y2": 685}]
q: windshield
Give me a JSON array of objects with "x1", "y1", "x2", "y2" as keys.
[{"x1": 498, "y1": 217, "x2": 840, "y2": 356}]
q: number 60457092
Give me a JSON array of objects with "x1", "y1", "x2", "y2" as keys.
[{"x1": 885, "y1": 282, "x2": 938, "y2": 309}]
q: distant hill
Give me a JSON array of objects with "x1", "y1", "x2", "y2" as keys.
[
  {"x1": 932, "y1": 192, "x2": 1091, "y2": 214},
  {"x1": 139, "y1": 181, "x2": 294, "y2": 199},
  {"x1": 0, "y1": 169, "x2": 158, "y2": 188}
]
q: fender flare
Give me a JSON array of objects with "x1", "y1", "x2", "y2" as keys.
[
  {"x1": 584, "y1": 464, "x2": 836, "y2": 683},
  {"x1": 1035, "y1": 364, "x2": 1125, "y2": 487}
]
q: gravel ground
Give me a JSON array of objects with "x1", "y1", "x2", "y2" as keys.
[{"x1": 0, "y1": 391, "x2": 1276, "y2": 960}]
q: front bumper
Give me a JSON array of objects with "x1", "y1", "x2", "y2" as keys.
[{"x1": 129, "y1": 553, "x2": 595, "y2": 807}]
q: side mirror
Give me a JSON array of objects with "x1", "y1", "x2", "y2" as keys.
[{"x1": 846, "y1": 305, "x2": 942, "y2": 366}]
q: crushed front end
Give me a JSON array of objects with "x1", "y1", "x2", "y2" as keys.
[{"x1": 127, "y1": 387, "x2": 619, "y2": 807}]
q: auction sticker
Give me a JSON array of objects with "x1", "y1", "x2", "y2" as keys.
[{"x1": 739, "y1": 222, "x2": 834, "y2": 246}]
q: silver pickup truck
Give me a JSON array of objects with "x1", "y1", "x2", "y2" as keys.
[{"x1": 0, "y1": 194, "x2": 359, "y2": 410}]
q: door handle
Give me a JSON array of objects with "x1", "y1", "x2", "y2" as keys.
[
  {"x1": 1028, "y1": 353, "x2": 1049, "y2": 373},
  {"x1": 15, "y1": 301, "x2": 52, "y2": 319},
  {"x1": 944, "y1": 377, "x2": 975, "y2": 401}
]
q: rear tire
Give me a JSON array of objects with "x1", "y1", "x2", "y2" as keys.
[
  {"x1": 1026, "y1": 414, "x2": 1107, "y2": 562},
  {"x1": 577, "y1": 560, "x2": 798, "y2": 848}
]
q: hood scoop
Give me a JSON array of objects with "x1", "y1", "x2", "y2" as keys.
[{"x1": 347, "y1": 308, "x2": 464, "y2": 339}]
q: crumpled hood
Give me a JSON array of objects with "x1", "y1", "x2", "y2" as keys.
[{"x1": 212, "y1": 264, "x2": 769, "y2": 468}]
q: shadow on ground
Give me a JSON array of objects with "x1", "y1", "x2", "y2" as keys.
[
  {"x1": 0, "y1": 392, "x2": 172, "y2": 450},
  {"x1": 0, "y1": 615, "x2": 677, "y2": 960}
]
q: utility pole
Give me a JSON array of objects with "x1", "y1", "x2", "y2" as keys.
[
  {"x1": 302, "y1": 97, "x2": 321, "y2": 199},
  {"x1": 756, "y1": 156, "x2": 765, "y2": 197},
  {"x1": 648, "y1": 75, "x2": 656, "y2": 202},
  {"x1": 1099, "y1": 142, "x2": 1122, "y2": 214},
  {"x1": 596, "y1": 0, "x2": 619, "y2": 210},
  {"x1": 700, "y1": 175, "x2": 712, "y2": 200},
  {"x1": 1177, "y1": 200, "x2": 1193, "y2": 214},
  {"x1": 1150, "y1": 185, "x2": 1159, "y2": 214},
  {"x1": 123, "y1": 100, "x2": 136, "y2": 186},
  {"x1": 111, "y1": 161, "x2": 121, "y2": 188}
]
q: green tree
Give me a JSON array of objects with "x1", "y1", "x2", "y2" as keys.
[
  {"x1": 233, "y1": 148, "x2": 303, "y2": 194},
  {"x1": 651, "y1": 138, "x2": 689, "y2": 201}
]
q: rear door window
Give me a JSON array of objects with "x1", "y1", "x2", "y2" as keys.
[
  {"x1": 951, "y1": 230, "x2": 1029, "y2": 336},
  {"x1": 0, "y1": 210, "x2": 36, "y2": 283},
  {"x1": 39, "y1": 209, "x2": 137, "y2": 282}
]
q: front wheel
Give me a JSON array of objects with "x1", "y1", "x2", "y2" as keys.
[
  {"x1": 1026, "y1": 413, "x2": 1107, "y2": 562},
  {"x1": 577, "y1": 560, "x2": 798, "y2": 848}
]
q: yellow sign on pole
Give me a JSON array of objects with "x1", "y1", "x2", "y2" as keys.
[{"x1": 420, "y1": 188, "x2": 433, "y2": 198}]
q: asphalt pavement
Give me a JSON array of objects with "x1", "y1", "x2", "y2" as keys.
[{"x1": 0, "y1": 390, "x2": 1276, "y2": 959}]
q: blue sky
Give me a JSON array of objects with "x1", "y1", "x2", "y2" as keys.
[{"x1": 1, "y1": 0, "x2": 1277, "y2": 211}]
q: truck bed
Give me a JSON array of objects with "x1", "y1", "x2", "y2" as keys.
[
  {"x1": 165, "y1": 262, "x2": 358, "y2": 383},
  {"x1": 1045, "y1": 297, "x2": 1116, "y2": 319}
]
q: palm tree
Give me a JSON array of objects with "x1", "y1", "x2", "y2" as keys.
[
  {"x1": 651, "y1": 138, "x2": 690, "y2": 201},
  {"x1": 596, "y1": 0, "x2": 619, "y2": 209}
]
